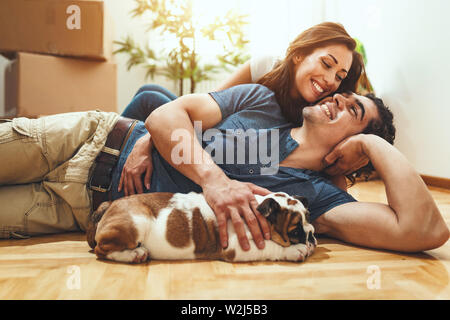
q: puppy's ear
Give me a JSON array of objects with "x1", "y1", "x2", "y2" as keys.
[
  {"x1": 86, "y1": 201, "x2": 112, "y2": 249},
  {"x1": 257, "y1": 198, "x2": 281, "y2": 218},
  {"x1": 293, "y1": 195, "x2": 308, "y2": 209}
]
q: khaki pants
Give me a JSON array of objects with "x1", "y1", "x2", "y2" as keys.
[{"x1": 0, "y1": 111, "x2": 119, "y2": 239}]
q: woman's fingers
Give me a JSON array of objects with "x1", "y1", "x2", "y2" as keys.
[
  {"x1": 133, "y1": 171, "x2": 144, "y2": 194},
  {"x1": 144, "y1": 166, "x2": 152, "y2": 190}
]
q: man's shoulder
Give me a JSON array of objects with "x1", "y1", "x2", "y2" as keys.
[
  {"x1": 209, "y1": 83, "x2": 280, "y2": 119},
  {"x1": 309, "y1": 176, "x2": 357, "y2": 221},
  {"x1": 216, "y1": 83, "x2": 275, "y2": 97}
]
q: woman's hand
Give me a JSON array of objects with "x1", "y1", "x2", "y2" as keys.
[
  {"x1": 201, "y1": 175, "x2": 272, "y2": 251},
  {"x1": 323, "y1": 134, "x2": 369, "y2": 176},
  {"x1": 118, "y1": 133, "x2": 153, "y2": 196}
]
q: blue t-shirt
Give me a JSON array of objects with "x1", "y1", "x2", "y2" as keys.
[{"x1": 110, "y1": 84, "x2": 356, "y2": 221}]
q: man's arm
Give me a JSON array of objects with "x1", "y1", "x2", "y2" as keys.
[
  {"x1": 145, "y1": 94, "x2": 271, "y2": 251},
  {"x1": 313, "y1": 134, "x2": 449, "y2": 252}
]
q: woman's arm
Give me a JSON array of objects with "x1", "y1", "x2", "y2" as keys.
[
  {"x1": 314, "y1": 134, "x2": 449, "y2": 252},
  {"x1": 118, "y1": 133, "x2": 153, "y2": 196},
  {"x1": 146, "y1": 94, "x2": 271, "y2": 251},
  {"x1": 215, "y1": 61, "x2": 252, "y2": 91}
]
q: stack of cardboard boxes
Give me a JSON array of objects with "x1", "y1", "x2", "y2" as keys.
[{"x1": 0, "y1": 0, "x2": 117, "y2": 118}]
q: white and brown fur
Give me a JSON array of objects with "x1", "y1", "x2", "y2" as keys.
[{"x1": 86, "y1": 192, "x2": 317, "y2": 264}]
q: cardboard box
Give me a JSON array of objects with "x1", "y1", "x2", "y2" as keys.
[
  {"x1": 5, "y1": 52, "x2": 117, "y2": 118},
  {"x1": 0, "y1": 0, "x2": 114, "y2": 61}
]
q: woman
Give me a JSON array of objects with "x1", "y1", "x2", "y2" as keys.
[{"x1": 122, "y1": 22, "x2": 368, "y2": 125}]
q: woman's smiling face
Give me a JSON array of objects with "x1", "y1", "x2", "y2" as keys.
[{"x1": 291, "y1": 44, "x2": 353, "y2": 103}]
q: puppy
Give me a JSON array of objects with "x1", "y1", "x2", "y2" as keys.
[{"x1": 86, "y1": 192, "x2": 317, "y2": 263}]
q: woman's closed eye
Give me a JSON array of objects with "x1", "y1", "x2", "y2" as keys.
[
  {"x1": 321, "y1": 59, "x2": 331, "y2": 69},
  {"x1": 322, "y1": 59, "x2": 344, "y2": 81}
]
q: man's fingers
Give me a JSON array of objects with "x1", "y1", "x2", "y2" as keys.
[
  {"x1": 229, "y1": 207, "x2": 250, "y2": 251},
  {"x1": 241, "y1": 205, "x2": 265, "y2": 249},
  {"x1": 250, "y1": 199, "x2": 271, "y2": 240},
  {"x1": 246, "y1": 183, "x2": 271, "y2": 196},
  {"x1": 324, "y1": 150, "x2": 340, "y2": 166},
  {"x1": 216, "y1": 211, "x2": 229, "y2": 249},
  {"x1": 144, "y1": 166, "x2": 152, "y2": 190},
  {"x1": 325, "y1": 163, "x2": 343, "y2": 176},
  {"x1": 342, "y1": 159, "x2": 370, "y2": 176}
]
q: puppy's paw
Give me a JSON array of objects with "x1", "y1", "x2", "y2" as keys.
[
  {"x1": 106, "y1": 246, "x2": 150, "y2": 264},
  {"x1": 285, "y1": 243, "x2": 309, "y2": 262},
  {"x1": 131, "y1": 246, "x2": 150, "y2": 264}
]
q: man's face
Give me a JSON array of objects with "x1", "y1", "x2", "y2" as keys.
[{"x1": 302, "y1": 92, "x2": 379, "y2": 145}]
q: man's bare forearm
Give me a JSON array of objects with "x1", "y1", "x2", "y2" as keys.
[
  {"x1": 145, "y1": 101, "x2": 227, "y2": 187},
  {"x1": 362, "y1": 134, "x2": 447, "y2": 238}
]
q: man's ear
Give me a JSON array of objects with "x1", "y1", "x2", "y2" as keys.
[
  {"x1": 293, "y1": 195, "x2": 309, "y2": 209},
  {"x1": 257, "y1": 198, "x2": 281, "y2": 218}
]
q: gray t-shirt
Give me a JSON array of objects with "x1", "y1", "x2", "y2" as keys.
[{"x1": 110, "y1": 84, "x2": 356, "y2": 221}]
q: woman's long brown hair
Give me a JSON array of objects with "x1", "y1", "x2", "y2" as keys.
[{"x1": 257, "y1": 22, "x2": 368, "y2": 125}]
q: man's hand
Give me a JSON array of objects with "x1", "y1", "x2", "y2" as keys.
[
  {"x1": 202, "y1": 175, "x2": 272, "y2": 251},
  {"x1": 323, "y1": 134, "x2": 369, "y2": 176},
  {"x1": 118, "y1": 133, "x2": 153, "y2": 196}
]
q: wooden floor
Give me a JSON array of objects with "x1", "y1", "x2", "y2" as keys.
[{"x1": 0, "y1": 180, "x2": 449, "y2": 300}]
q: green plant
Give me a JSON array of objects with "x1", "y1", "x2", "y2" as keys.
[
  {"x1": 114, "y1": 0, "x2": 250, "y2": 95},
  {"x1": 354, "y1": 38, "x2": 374, "y2": 94}
]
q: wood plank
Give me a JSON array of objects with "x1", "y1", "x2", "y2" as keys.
[
  {"x1": 0, "y1": 180, "x2": 449, "y2": 300},
  {"x1": 421, "y1": 175, "x2": 450, "y2": 190}
]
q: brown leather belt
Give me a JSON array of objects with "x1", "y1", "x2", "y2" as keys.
[{"x1": 89, "y1": 116, "x2": 138, "y2": 211}]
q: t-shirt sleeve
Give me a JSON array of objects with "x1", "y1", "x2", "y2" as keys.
[
  {"x1": 250, "y1": 54, "x2": 280, "y2": 82},
  {"x1": 308, "y1": 179, "x2": 357, "y2": 221},
  {"x1": 209, "y1": 84, "x2": 276, "y2": 119}
]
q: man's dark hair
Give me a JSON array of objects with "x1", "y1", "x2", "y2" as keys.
[{"x1": 346, "y1": 93, "x2": 396, "y2": 185}]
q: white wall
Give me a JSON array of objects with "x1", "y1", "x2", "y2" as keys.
[
  {"x1": 104, "y1": 0, "x2": 176, "y2": 113},
  {"x1": 1, "y1": 0, "x2": 449, "y2": 178},
  {"x1": 323, "y1": 0, "x2": 450, "y2": 179}
]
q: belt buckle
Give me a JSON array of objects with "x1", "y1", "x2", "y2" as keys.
[{"x1": 88, "y1": 167, "x2": 112, "y2": 193}]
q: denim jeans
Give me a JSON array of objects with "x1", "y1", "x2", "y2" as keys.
[{"x1": 121, "y1": 84, "x2": 178, "y2": 121}]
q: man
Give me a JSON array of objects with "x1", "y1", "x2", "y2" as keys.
[
  {"x1": 122, "y1": 83, "x2": 449, "y2": 253},
  {"x1": 0, "y1": 84, "x2": 448, "y2": 253}
]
